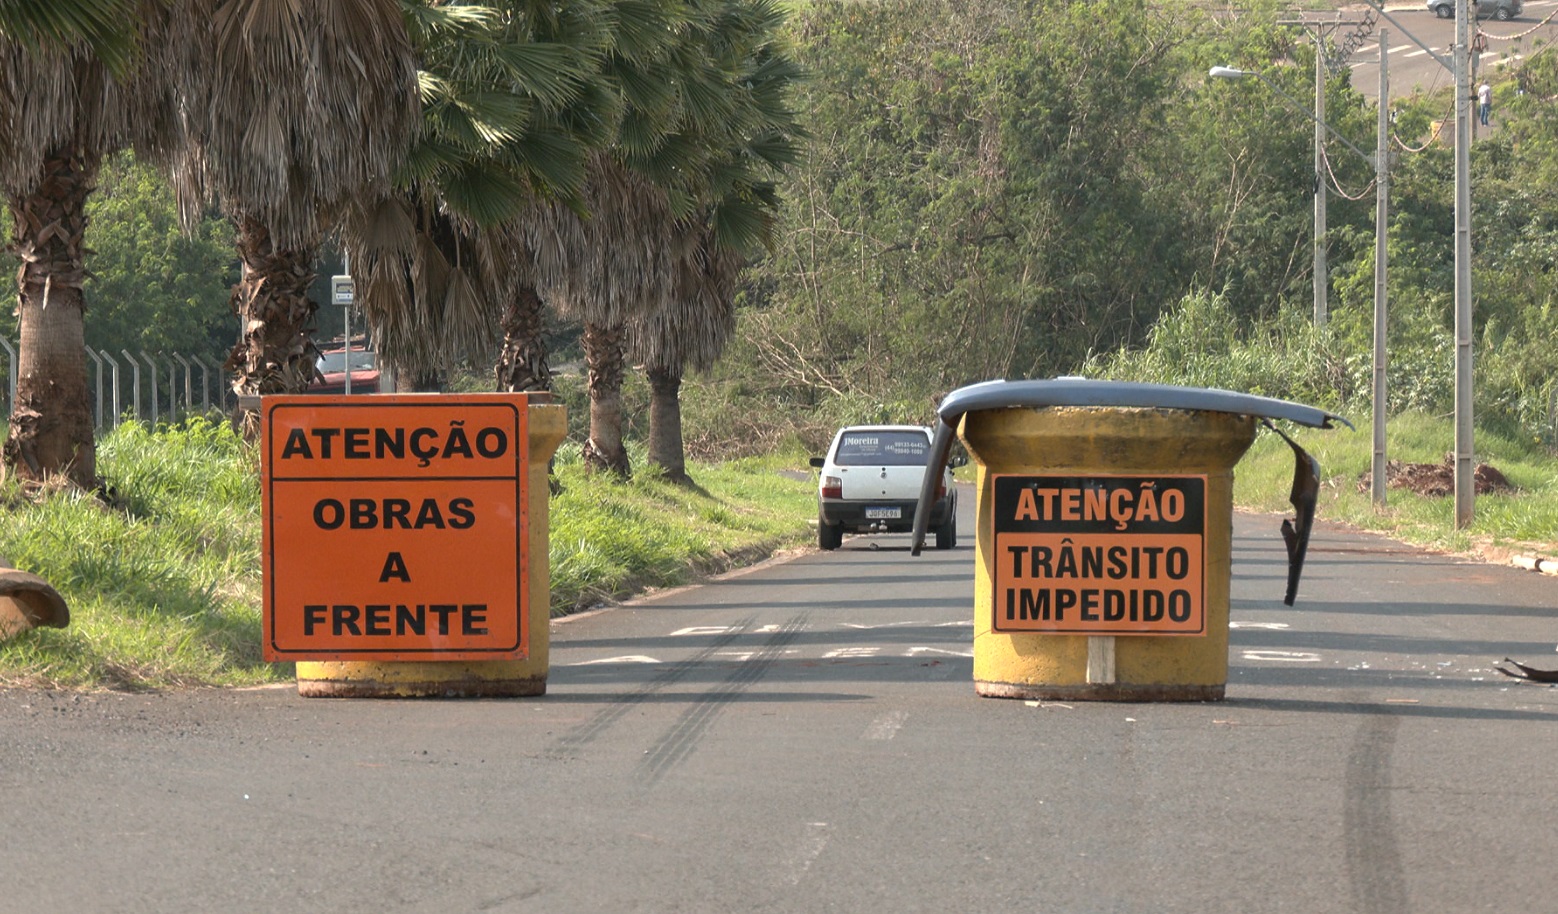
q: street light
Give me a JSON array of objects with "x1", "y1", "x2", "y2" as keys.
[
  {"x1": 1208, "y1": 66, "x2": 1376, "y2": 163},
  {"x1": 1211, "y1": 55, "x2": 1392, "y2": 507}
]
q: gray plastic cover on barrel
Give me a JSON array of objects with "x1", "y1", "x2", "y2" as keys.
[{"x1": 910, "y1": 378, "x2": 1352, "y2": 555}]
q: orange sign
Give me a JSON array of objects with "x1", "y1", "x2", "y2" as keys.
[
  {"x1": 991, "y1": 474, "x2": 1207, "y2": 636},
  {"x1": 262, "y1": 395, "x2": 530, "y2": 661}
]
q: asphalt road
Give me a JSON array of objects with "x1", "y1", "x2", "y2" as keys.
[
  {"x1": 3, "y1": 488, "x2": 1557, "y2": 913},
  {"x1": 1343, "y1": 2, "x2": 1558, "y2": 100}
]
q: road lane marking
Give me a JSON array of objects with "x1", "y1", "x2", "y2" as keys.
[
  {"x1": 823, "y1": 647, "x2": 880, "y2": 659},
  {"x1": 839, "y1": 620, "x2": 972, "y2": 630},
  {"x1": 569, "y1": 655, "x2": 662, "y2": 665},
  {"x1": 549, "y1": 616, "x2": 754, "y2": 756},
  {"x1": 1229, "y1": 621, "x2": 1290, "y2": 630},
  {"x1": 640, "y1": 614, "x2": 809, "y2": 784},
  {"x1": 783, "y1": 823, "x2": 832, "y2": 886},
  {"x1": 670, "y1": 625, "x2": 743, "y2": 636},
  {"x1": 1241, "y1": 650, "x2": 1322, "y2": 662},
  {"x1": 863, "y1": 710, "x2": 909, "y2": 741},
  {"x1": 905, "y1": 646, "x2": 973, "y2": 658}
]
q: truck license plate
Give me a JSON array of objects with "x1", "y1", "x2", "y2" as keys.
[{"x1": 865, "y1": 507, "x2": 901, "y2": 519}]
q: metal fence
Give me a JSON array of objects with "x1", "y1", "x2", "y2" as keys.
[{"x1": 1, "y1": 343, "x2": 232, "y2": 431}]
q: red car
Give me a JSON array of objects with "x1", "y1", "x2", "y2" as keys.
[{"x1": 309, "y1": 346, "x2": 381, "y2": 394}]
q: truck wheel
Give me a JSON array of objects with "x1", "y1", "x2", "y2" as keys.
[
  {"x1": 818, "y1": 520, "x2": 843, "y2": 550},
  {"x1": 935, "y1": 512, "x2": 957, "y2": 550}
]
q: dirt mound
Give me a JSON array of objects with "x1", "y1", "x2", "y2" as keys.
[{"x1": 1356, "y1": 454, "x2": 1514, "y2": 497}]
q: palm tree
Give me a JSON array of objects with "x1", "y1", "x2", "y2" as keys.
[
  {"x1": 343, "y1": 0, "x2": 614, "y2": 394},
  {"x1": 159, "y1": 0, "x2": 419, "y2": 432},
  {"x1": 542, "y1": 0, "x2": 771, "y2": 478},
  {"x1": 541, "y1": 155, "x2": 676, "y2": 476},
  {"x1": 629, "y1": 224, "x2": 742, "y2": 482},
  {"x1": 0, "y1": 1, "x2": 174, "y2": 487},
  {"x1": 610, "y1": 0, "x2": 804, "y2": 481}
]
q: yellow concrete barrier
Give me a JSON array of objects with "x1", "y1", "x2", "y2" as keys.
[
  {"x1": 963, "y1": 405, "x2": 1254, "y2": 701},
  {"x1": 294, "y1": 400, "x2": 567, "y2": 697},
  {"x1": 911, "y1": 379, "x2": 1348, "y2": 702}
]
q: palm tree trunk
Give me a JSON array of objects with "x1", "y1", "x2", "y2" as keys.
[
  {"x1": 495, "y1": 282, "x2": 551, "y2": 392},
  {"x1": 225, "y1": 215, "x2": 319, "y2": 437},
  {"x1": 646, "y1": 366, "x2": 689, "y2": 484},
  {"x1": 582, "y1": 320, "x2": 630, "y2": 477},
  {"x1": 2, "y1": 146, "x2": 99, "y2": 488},
  {"x1": 395, "y1": 369, "x2": 445, "y2": 392}
]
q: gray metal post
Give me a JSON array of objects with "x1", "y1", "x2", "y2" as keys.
[
  {"x1": 1454, "y1": 0, "x2": 1475, "y2": 527},
  {"x1": 1372, "y1": 32, "x2": 1390, "y2": 508},
  {"x1": 173, "y1": 354, "x2": 194, "y2": 421},
  {"x1": 191, "y1": 355, "x2": 212, "y2": 413},
  {"x1": 140, "y1": 351, "x2": 158, "y2": 425},
  {"x1": 166, "y1": 356, "x2": 177, "y2": 421},
  {"x1": 0, "y1": 337, "x2": 14, "y2": 416},
  {"x1": 85, "y1": 347, "x2": 104, "y2": 431},
  {"x1": 102, "y1": 349, "x2": 121, "y2": 428},
  {"x1": 121, "y1": 349, "x2": 141, "y2": 423}
]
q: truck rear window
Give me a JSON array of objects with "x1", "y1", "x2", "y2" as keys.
[{"x1": 834, "y1": 431, "x2": 930, "y2": 466}]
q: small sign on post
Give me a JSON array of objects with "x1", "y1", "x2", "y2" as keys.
[
  {"x1": 262, "y1": 395, "x2": 531, "y2": 661},
  {"x1": 330, "y1": 275, "x2": 355, "y2": 306},
  {"x1": 990, "y1": 474, "x2": 1207, "y2": 636}
]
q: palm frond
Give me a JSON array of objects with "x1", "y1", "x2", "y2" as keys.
[
  {"x1": 0, "y1": 0, "x2": 145, "y2": 75},
  {"x1": 440, "y1": 264, "x2": 495, "y2": 365}
]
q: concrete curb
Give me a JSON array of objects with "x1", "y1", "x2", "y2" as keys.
[{"x1": 1511, "y1": 555, "x2": 1558, "y2": 576}]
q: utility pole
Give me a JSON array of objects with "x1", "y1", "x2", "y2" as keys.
[
  {"x1": 1314, "y1": 44, "x2": 1327, "y2": 328},
  {"x1": 1453, "y1": 0, "x2": 1475, "y2": 526},
  {"x1": 1352, "y1": 0, "x2": 1470, "y2": 526},
  {"x1": 1372, "y1": 30, "x2": 1390, "y2": 507},
  {"x1": 1280, "y1": 13, "x2": 1373, "y2": 328}
]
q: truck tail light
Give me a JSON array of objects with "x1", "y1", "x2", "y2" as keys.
[{"x1": 821, "y1": 476, "x2": 843, "y2": 499}]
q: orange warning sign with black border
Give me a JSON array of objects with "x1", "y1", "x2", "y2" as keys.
[
  {"x1": 261, "y1": 395, "x2": 530, "y2": 661},
  {"x1": 992, "y1": 474, "x2": 1207, "y2": 636}
]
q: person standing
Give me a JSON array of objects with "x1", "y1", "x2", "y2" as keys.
[{"x1": 1478, "y1": 81, "x2": 1492, "y2": 127}]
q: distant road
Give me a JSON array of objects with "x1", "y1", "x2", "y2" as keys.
[{"x1": 1344, "y1": 2, "x2": 1558, "y2": 100}]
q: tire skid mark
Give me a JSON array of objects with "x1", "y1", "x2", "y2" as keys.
[
  {"x1": 548, "y1": 616, "x2": 755, "y2": 758},
  {"x1": 1344, "y1": 707, "x2": 1410, "y2": 914},
  {"x1": 639, "y1": 613, "x2": 809, "y2": 785}
]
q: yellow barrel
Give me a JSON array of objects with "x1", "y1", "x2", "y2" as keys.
[
  {"x1": 295, "y1": 400, "x2": 568, "y2": 697},
  {"x1": 963, "y1": 405, "x2": 1256, "y2": 701}
]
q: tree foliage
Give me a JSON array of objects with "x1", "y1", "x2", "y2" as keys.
[
  {"x1": 80, "y1": 152, "x2": 237, "y2": 357},
  {"x1": 740, "y1": 0, "x2": 1219, "y2": 408},
  {"x1": 705, "y1": 0, "x2": 1558, "y2": 455}
]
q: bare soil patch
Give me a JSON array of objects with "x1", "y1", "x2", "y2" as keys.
[{"x1": 1356, "y1": 455, "x2": 1514, "y2": 498}]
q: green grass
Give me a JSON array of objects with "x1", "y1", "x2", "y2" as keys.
[
  {"x1": 547, "y1": 444, "x2": 815, "y2": 613},
  {"x1": 0, "y1": 418, "x2": 269, "y2": 690},
  {"x1": 0, "y1": 422, "x2": 815, "y2": 690}
]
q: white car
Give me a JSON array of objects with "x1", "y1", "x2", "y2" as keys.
[{"x1": 809, "y1": 425, "x2": 961, "y2": 550}]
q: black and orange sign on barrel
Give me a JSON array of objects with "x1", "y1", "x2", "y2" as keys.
[
  {"x1": 262, "y1": 395, "x2": 531, "y2": 661},
  {"x1": 991, "y1": 474, "x2": 1207, "y2": 636}
]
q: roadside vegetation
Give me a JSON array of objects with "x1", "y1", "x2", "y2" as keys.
[
  {"x1": 0, "y1": 416, "x2": 814, "y2": 690},
  {"x1": 4, "y1": 0, "x2": 1557, "y2": 691}
]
